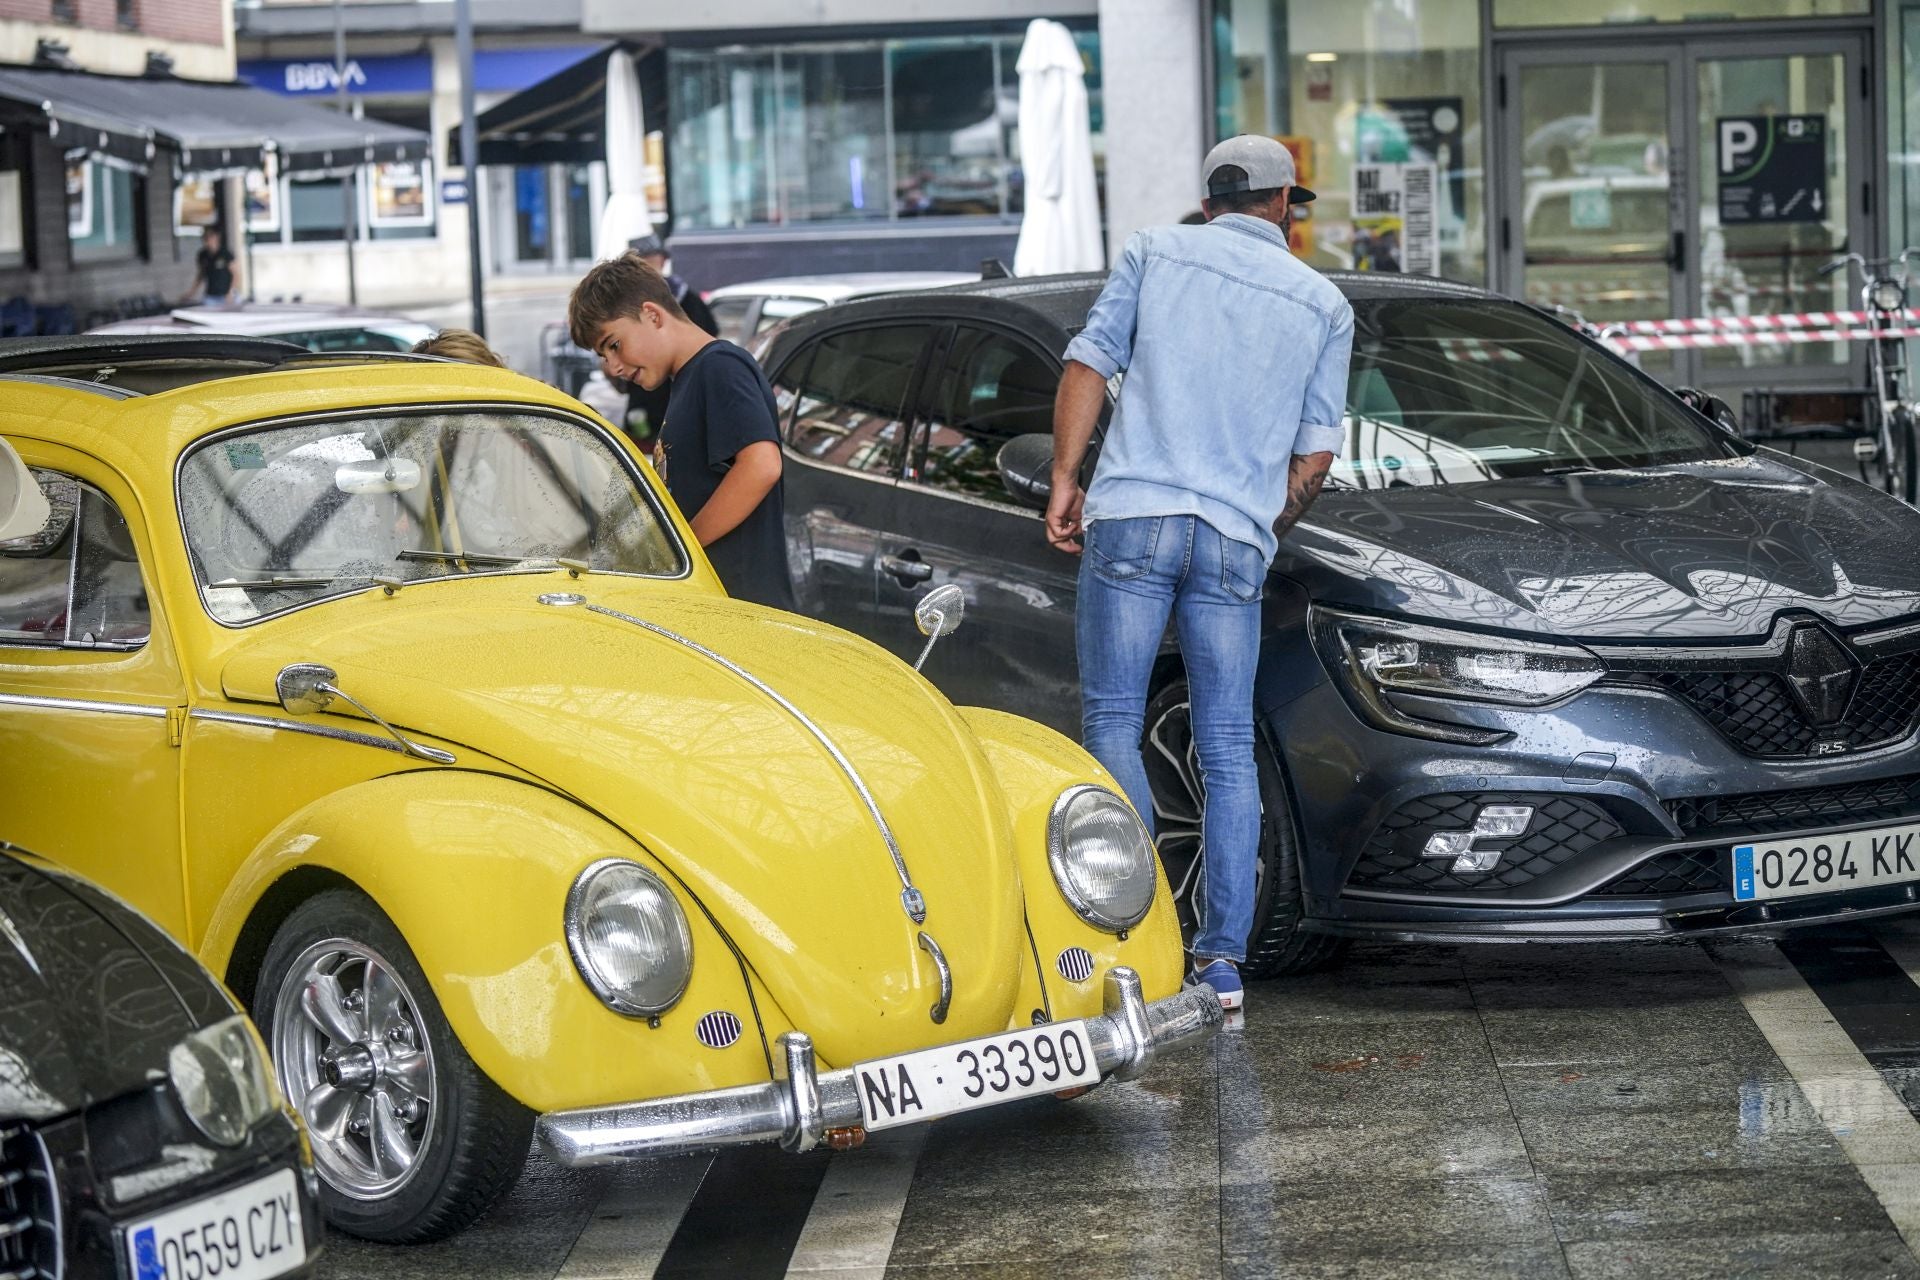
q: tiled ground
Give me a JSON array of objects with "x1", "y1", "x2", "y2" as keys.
[{"x1": 316, "y1": 932, "x2": 1920, "y2": 1279}]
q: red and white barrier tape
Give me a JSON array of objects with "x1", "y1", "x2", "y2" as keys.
[
  {"x1": 1599, "y1": 327, "x2": 1920, "y2": 352},
  {"x1": 1611, "y1": 311, "x2": 1920, "y2": 335}
]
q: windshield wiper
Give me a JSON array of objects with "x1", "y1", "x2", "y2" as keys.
[
  {"x1": 211, "y1": 575, "x2": 338, "y2": 589},
  {"x1": 395, "y1": 548, "x2": 527, "y2": 568}
]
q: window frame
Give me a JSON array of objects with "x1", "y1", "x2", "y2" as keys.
[
  {"x1": 898, "y1": 322, "x2": 1062, "y2": 516},
  {"x1": 0, "y1": 469, "x2": 152, "y2": 654},
  {"x1": 771, "y1": 321, "x2": 944, "y2": 484}
]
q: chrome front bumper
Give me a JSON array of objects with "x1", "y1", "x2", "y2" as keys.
[{"x1": 536, "y1": 966, "x2": 1222, "y2": 1167}]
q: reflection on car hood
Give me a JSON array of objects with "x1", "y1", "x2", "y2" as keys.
[
  {"x1": 1282, "y1": 453, "x2": 1920, "y2": 639},
  {"x1": 217, "y1": 579, "x2": 1028, "y2": 1066},
  {"x1": 0, "y1": 851, "x2": 208, "y2": 1120}
]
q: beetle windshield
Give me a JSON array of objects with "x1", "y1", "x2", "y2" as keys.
[
  {"x1": 178, "y1": 410, "x2": 685, "y2": 624},
  {"x1": 1335, "y1": 298, "x2": 1741, "y2": 488}
]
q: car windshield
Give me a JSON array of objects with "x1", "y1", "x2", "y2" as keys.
[
  {"x1": 1334, "y1": 298, "x2": 1737, "y2": 488},
  {"x1": 178, "y1": 410, "x2": 685, "y2": 624}
]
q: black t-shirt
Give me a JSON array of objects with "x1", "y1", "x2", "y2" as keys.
[
  {"x1": 197, "y1": 245, "x2": 234, "y2": 298},
  {"x1": 659, "y1": 341, "x2": 795, "y2": 610}
]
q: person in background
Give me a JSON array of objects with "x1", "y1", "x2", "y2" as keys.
[
  {"x1": 1044, "y1": 135, "x2": 1352, "y2": 1015},
  {"x1": 570, "y1": 251, "x2": 795, "y2": 611},
  {"x1": 412, "y1": 328, "x2": 507, "y2": 367},
  {"x1": 623, "y1": 234, "x2": 718, "y2": 455},
  {"x1": 186, "y1": 228, "x2": 236, "y2": 306}
]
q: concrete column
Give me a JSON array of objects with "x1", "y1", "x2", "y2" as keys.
[{"x1": 1097, "y1": 0, "x2": 1207, "y2": 260}]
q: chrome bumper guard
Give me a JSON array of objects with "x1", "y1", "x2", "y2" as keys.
[{"x1": 536, "y1": 966, "x2": 1222, "y2": 1167}]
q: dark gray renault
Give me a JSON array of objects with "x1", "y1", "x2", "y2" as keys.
[{"x1": 757, "y1": 271, "x2": 1920, "y2": 975}]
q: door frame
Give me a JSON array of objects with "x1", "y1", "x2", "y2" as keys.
[{"x1": 1492, "y1": 23, "x2": 1876, "y2": 390}]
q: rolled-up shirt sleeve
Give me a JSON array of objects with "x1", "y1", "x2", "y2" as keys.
[
  {"x1": 1062, "y1": 232, "x2": 1146, "y2": 379},
  {"x1": 1295, "y1": 300, "x2": 1354, "y2": 457}
]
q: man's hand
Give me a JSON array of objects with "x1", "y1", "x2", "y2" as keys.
[
  {"x1": 1045, "y1": 483, "x2": 1086, "y2": 553},
  {"x1": 1271, "y1": 451, "x2": 1334, "y2": 543}
]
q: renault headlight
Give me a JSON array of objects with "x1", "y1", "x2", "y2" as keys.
[
  {"x1": 168, "y1": 1014, "x2": 280, "y2": 1146},
  {"x1": 565, "y1": 859, "x2": 694, "y2": 1017},
  {"x1": 1313, "y1": 607, "x2": 1603, "y2": 743},
  {"x1": 1047, "y1": 785, "x2": 1157, "y2": 931}
]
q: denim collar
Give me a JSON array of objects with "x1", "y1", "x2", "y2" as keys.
[{"x1": 1211, "y1": 213, "x2": 1291, "y2": 250}]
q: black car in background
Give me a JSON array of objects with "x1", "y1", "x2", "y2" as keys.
[
  {"x1": 759, "y1": 272, "x2": 1920, "y2": 974},
  {"x1": 1, "y1": 843, "x2": 319, "y2": 1279}
]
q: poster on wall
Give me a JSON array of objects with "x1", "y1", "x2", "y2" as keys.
[
  {"x1": 1717, "y1": 114, "x2": 1827, "y2": 224},
  {"x1": 245, "y1": 159, "x2": 280, "y2": 233},
  {"x1": 65, "y1": 162, "x2": 92, "y2": 238},
  {"x1": 1352, "y1": 162, "x2": 1437, "y2": 275},
  {"x1": 174, "y1": 176, "x2": 219, "y2": 237},
  {"x1": 1276, "y1": 135, "x2": 1316, "y2": 259},
  {"x1": 368, "y1": 160, "x2": 434, "y2": 227}
]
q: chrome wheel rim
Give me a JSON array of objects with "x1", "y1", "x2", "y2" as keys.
[
  {"x1": 271, "y1": 938, "x2": 436, "y2": 1200},
  {"x1": 1142, "y1": 693, "x2": 1265, "y2": 954}
]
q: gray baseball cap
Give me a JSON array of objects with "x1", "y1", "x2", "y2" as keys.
[{"x1": 1202, "y1": 134, "x2": 1315, "y2": 204}]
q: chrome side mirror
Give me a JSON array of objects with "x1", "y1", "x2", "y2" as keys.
[
  {"x1": 912, "y1": 583, "x2": 966, "y2": 671},
  {"x1": 272, "y1": 662, "x2": 455, "y2": 763},
  {"x1": 275, "y1": 662, "x2": 338, "y2": 715}
]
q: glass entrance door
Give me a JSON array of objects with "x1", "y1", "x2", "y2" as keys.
[{"x1": 1498, "y1": 35, "x2": 1868, "y2": 390}]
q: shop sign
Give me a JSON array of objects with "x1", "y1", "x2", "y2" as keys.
[
  {"x1": 65, "y1": 162, "x2": 91, "y2": 238},
  {"x1": 245, "y1": 160, "x2": 280, "y2": 233},
  {"x1": 440, "y1": 178, "x2": 470, "y2": 206},
  {"x1": 174, "y1": 177, "x2": 218, "y2": 237},
  {"x1": 1276, "y1": 135, "x2": 1316, "y2": 258},
  {"x1": 1353, "y1": 163, "x2": 1438, "y2": 276},
  {"x1": 369, "y1": 160, "x2": 435, "y2": 227},
  {"x1": 1717, "y1": 114, "x2": 1827, "y2": 225},
  {"x1": 238, "y1": 54, "x2": 433, "y2": 97}
]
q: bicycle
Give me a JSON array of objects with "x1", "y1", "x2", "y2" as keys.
[{"x1": 1819, "y1": 249, "x2": 1920, "y2": 503}]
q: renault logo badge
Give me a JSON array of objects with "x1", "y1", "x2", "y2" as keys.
[{"x1": 1783, "y1": 623, "x2": 1858, "y2": 726}]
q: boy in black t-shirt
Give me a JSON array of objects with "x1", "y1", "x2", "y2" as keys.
[{"x1": 568, "y1": 252, "x2": 795, "y2": 610}]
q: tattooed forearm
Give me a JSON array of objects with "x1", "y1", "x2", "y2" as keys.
[{"x1": 1272, "y1": 451, "x2": 1334, "y2": 542}]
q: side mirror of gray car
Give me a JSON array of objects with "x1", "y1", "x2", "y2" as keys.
[
  {"x1": 996, "y1": 433, "x2": 1054, "y2": 509},
  {"x1": 1676, "y1": 386, "x2": 1742, "y2": 436}
]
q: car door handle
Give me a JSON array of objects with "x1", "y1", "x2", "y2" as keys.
[{"x1": 881, "y1": 554, "x2": 934, "y2": 583}]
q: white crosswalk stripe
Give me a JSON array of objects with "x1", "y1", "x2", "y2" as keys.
[
  {"x1": 551, "y1": 1155, "x2": 712, "y2": 1279},
  {"x1": 784, "y1": 1129, "x2": 927, "y2": 1278}
]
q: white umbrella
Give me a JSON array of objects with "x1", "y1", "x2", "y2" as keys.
[
  {"x1": 1013, "y1": 19, "x2": 1102, "y2": 276},
  {"x1": 594, "y1": 49, "x2": 654, "y2": 261}
]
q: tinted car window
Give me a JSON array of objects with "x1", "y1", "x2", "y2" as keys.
[
  {"x1": 708, "y1": 296, "x2": 754, "y2": 342},
  {"x1": 1337, "y1": 298, "x2": 1736, "y2": 488},
  {"x1": 910, "y1": 327, "x2": 1056, "y2": 503},
  {"x1": 776, "y1": 325, "x2": 934, "y2": 476},
  {"x1": 278, "y1": 328, "x2": 409, "y2": 353}
]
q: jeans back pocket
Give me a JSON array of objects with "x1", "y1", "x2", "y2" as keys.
[
  {"x1": 1087, "y1": 516, "x2": 1162, "y2": 582},
  {"x1": 1218, "y1": 531, "x2": 1268, "y2": 603}
]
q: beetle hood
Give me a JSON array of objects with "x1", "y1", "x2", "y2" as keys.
[
  {"x1": 1281, "y1": 454, "x2": 1920, "y2": 640},
  {"x1": 217, "y1": 580, "x2": 1030, "y2": 1066}
]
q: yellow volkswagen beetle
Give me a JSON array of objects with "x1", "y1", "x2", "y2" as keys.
[{"x1": 0, "y1": 336, "x2": 1216, "y2": 1243}]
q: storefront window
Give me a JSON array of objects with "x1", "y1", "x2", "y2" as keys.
[
  {"x1": 288, "y1": 175, "x2": 349, "y2": 243},
  {"x1": 69, "y1": 161, "x2": 141, "y2": 263},
  {"x1": 669, "y1": 30, "x2": 1100, "y2": 231},
  {"x1": 1897, "y1": 6, "x2": 1920, "y2": 266},
  {"x1": 1495, "y1": 0, "x2": 1864, "y2": 27},
  {"x1": 0, "y1": 156, "x2": 23, "y2": 270},
  {"x1": 1212, "y1": 0, "x2": 1484, "y2": 284}
]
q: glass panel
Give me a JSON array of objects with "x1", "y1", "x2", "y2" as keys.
[
  {"x1": 779, "y1": 325, "x2": 934, "y2": 475},
  {"x1": 1516, "y1": 61, "x2": 1673, "y2": 372},
  {"x1": 69, "y1": 489, "x2": 148, "y2": 648},
  {"x1": 1210, "y1": 0, "x2": 1485, "y2": 284},
  {"x1": 178, "y1": 412, "x2": 686, "y2": 625},
  {"x1": 1497, "y1": 0, "x2": 1864, "y2": 26},
  {"x1": 0, "y1": 471, "x2": 77, "y2": 646},
  {"x1": 1697, "y1": 54, "x2": 1850, "y2": 371},
  {"x1": 668, "y1": 48, "x2": 778, "y2": 231},
  {"x1": 514, "y1": 166, "x2": 551, "y2": 262},
  {"x1": 288, "y1": 174, "x2": 346, "y2": 243},
  {"x1": 1899, "y1": 10, "x2": 1920, "y2": 268},
  {"x1": 0, "y1": 166, "x2": 22, "y2": 269},
  {"x1": 70, "y1": 162, "x2": 139, "y2": 263},
  {"x1": 776, "y1": 47, "x2": 888, "y2": 222},
  {"x1": 910, "y1": 329, "x2": 1056, "y2": 502},
  {"x1": 1337, "y1": 299, "x2": 1730, "y2": 489},
  {"x1": 890, "y1": 39, "x2": 1005, "y2": 217},
  {"x1": 566, "y1": 164, "x2": 594, "y2": 260}
]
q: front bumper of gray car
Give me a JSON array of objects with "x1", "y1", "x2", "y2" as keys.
[{"x1": 535, "y1": 966, "x2": 1221, "y2": 1167}]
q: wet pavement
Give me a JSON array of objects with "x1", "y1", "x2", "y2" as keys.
[{"x1": 314, "y1": 917, "x2": 1920, "y2": 1279}]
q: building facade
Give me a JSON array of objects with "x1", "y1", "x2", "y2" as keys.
[{"x1": 0, "y1": 0, "x2": 238, "y2": 318}]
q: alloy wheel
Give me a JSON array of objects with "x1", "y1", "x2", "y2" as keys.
[
  {"x1": 271, "y1": 938, "x2": 438, "y2": 1200},
  {"x1": 1142, "y1": 693, "x2": 1264, "y2": 952}
]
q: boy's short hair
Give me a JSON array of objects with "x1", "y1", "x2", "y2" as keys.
[{"x1": 568, "y1": 251, "x2": 686, "y2": 348}]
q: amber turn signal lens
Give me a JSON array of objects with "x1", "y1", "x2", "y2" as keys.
[{"x1": 824, "y1": 1126, "x2": 867, "y2": 1151}]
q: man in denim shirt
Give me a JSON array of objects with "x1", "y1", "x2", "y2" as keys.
[{"x1": 1046, "y1": 135, "x2": 1353, "y2": 1013}]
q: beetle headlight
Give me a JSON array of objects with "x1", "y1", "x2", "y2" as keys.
[
  {"x1": 1047, "y1": 785, "x2": 1157, "y2": 931},
  {"x1": 168, "y1": 1014, "x2": 280, "y2": 1147},
  {"x1": 565, "y1": 858, "x2": 694, "y2": 1017}
]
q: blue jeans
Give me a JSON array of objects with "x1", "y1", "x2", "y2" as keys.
[{"x1": 1076, "y1": 514, "x2": 1265, "y2": 964}]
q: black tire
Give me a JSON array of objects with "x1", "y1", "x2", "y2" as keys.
[
  {"x1": 1141, "y1": 679, "x2": 1347, "y2": 978},
  {"x1": 252, "y1": 889, "x2": 534, "y2": 1243}
]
